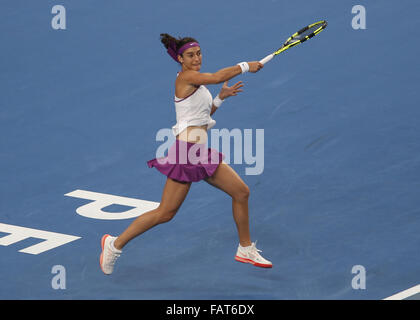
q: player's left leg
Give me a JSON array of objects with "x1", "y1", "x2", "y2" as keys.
[{"x1": 204, "y1": 161, "x2": 272, "y2": 268}]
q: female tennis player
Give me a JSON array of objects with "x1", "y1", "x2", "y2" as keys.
[{"x1": 100, "y1": 34, "x2": 272, "y2": 275}]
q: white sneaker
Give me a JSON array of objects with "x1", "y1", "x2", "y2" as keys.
[
  {"x1": 235, "y1": 241, "x2": 272, "y2": 268},
  {"x1": 100, "y1": 234, "x2": 122, "y2": 275}
]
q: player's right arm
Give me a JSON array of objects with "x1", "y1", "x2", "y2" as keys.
[{"x1": 180, "y1": 62, "x2": 263, "y2": 86}]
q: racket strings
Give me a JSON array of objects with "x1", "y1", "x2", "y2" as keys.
[
  {"x1": 268, "y1": 20, "x2": 327, "y2": 58},
  {"x1": 286, "y1": 22, "x2": 326, "y2": 45}
]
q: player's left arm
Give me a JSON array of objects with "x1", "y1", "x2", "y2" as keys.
[{"x1": 210, "y1": 81, "x2": 244, "y2": 116}]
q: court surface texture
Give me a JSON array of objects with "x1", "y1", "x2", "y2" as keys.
[{"x1": 1, "y1": 0, "x2": 419, "y2": 300}]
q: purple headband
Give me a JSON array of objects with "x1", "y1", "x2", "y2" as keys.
[{"x1": 167, "y1": 41, "x2": 200, "y2": 63}]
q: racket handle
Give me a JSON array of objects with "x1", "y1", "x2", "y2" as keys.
[{"x1": 260, "y1": 54, "x2": 274, "y2": 65}]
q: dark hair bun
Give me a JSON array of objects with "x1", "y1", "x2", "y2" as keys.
[{"x1": 160, "y1": 33, "x2": 198, "y2": 52}]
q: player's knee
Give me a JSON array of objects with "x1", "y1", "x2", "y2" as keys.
[
  {"x1": 157, "y1": 208, "x2": 178, "y2": 224},
  {"x1": 233, "y1": 184, "x2": 250, "y2": 202}
]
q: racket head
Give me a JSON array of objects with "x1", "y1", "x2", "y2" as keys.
[{"x1": 275, "y1": 20, "x2": 327, "y2": 55}]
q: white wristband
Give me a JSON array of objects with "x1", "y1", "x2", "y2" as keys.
[
  {"x1": 213, "y1": 94, "x2": 224, "y2": 108},
  {"x1": 237, "y1": 62, "x2": 249, "y2": 74}
]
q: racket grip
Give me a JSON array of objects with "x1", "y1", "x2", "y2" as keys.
[{"x1": 260, "y1": 54, "x2": 274, "y2": 65}]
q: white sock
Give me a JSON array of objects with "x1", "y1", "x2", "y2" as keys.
[{"x1": 110, "y1": 238, "x2": 122, "y2": 253}]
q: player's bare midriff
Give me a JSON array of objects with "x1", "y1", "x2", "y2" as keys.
[{"x1": 176, "y1": 125, "x2": 208, "y2": 144}]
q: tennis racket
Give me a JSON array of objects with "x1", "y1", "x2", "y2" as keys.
[{"x1": 260, "y1": 20, "x2": 327, "y2": 65}]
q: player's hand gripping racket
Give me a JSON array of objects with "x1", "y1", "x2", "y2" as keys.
[{"x1": 260, "y1": 20, "x2": 327, "y2": 65}]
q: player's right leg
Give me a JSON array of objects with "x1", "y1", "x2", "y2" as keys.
[{"x1": 100, "y1": 177, "x2": 192, "y2": 275}]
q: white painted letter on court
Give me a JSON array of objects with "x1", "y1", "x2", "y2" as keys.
[
  {"x1": 352, "y1": 5, "x2": 366, "y2": 30},
  {"x1": 351, "y1": 265, "x2": 366, "y2": 289},
  {"x1": 51, "y1": 5, "x2": 66, "y2": 30},
  {"x1": 0, "y1": 223, "x2": 80, "y2": 255},
  {"x1": 51, "y1": 265, "x2": 66, "y2": 290},
  {"x1": 65, "y1": 190, "x2": 160, "y2": 220}
]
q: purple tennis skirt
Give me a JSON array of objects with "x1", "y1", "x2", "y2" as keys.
[{"x1": 147, "y1": 139, "x2": 225, "y2": 183}]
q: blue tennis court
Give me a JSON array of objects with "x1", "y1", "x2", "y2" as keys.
[{"x1": 1, "y1": 0, "x2": 419, "y2": 300}]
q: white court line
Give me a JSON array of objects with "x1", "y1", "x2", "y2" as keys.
[{"x1": 383, "y1": 284, "x2": 420, "y2": 300}]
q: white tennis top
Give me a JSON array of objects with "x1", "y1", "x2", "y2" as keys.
[{"x1": 172, "y1": 83, "x2": 216, "y2": 137}]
